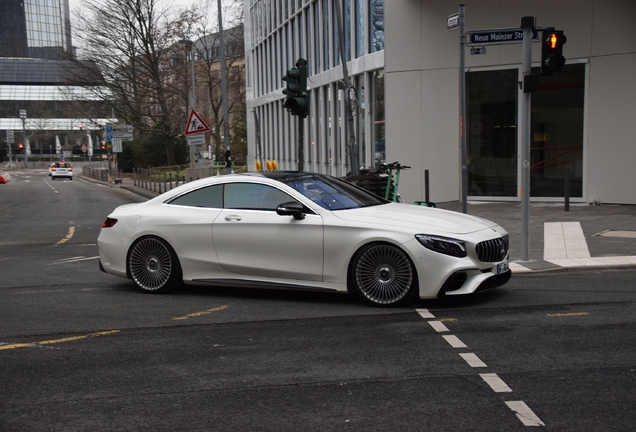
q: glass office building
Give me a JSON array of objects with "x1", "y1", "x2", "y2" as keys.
[
  {"x1": 0, "y1": 0, "x2": 72, "y2": 60},
  {"x1": 244, "y1": 0, "x2": 386, "y2": 176},
  {"x1": 1, "y1": 0, "x2": 108, "y2": 162}
]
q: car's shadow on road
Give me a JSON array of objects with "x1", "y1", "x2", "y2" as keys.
[{"x1": 110, "y1": 280, "x2": 512, "y2": 312}]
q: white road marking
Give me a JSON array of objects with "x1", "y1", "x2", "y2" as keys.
[
  {"x1": 416, "y1": 308, "x2": 435, "y2": 319},
  {"x1": 505, "y1": 401, "x2": 545, "y2": 426},
  {"x1": 479, "y1": 373, "x2": 513, "y2": 392},
  {"x1": 459, "y1": 352, "x2": 487, "y2": 368},
  {"x1": 442, "y1": 335, "x2": 467, "y2": 348},
  {"x1": 49, "y1": 256, "x2": 99, "y2": 265},
  {"x1": 428, "y1": 320, "x2": 450, "y2": 333},
  {"x1": 544, "y1": 221, "x2": 590, "y2": 260}
]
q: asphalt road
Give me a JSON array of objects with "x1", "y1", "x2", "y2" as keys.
[{"x1": 1, "y1": 169, "x2": 635, "y2": 431}]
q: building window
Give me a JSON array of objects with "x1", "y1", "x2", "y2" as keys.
[
  {"x1": 530, "y1": 64, "x2": 585, "y2": 198},
  {"x1": 467, "y1": 69, "x2": 518, "y2": 197},
  {"x1": 372, "y1": 69, "x2": 385, "y2": 167},
  {"x1": 369, "y1": 0, "x2": 384, "y2": 53},
  {"x1": 355, "y1": 0, "x2": 364, "y2": 57},
  {"x1": 467, "y1": 64, "x2": 585, "y2": 198}
]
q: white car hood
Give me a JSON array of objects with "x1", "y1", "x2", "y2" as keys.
[{"x1": 331, "y1": 203, "x2": 499, "y2": 235}]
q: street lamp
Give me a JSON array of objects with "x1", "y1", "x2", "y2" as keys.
[
  {"x1": 179, "y1": 39, "x2": 197, "y2": 170},
  {"x1": 217, "y1": 0, "x2": 231, "y2": 173}
]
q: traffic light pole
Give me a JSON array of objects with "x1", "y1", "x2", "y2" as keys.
[
  {"x1": 297, "y1": 117, "x2": 305, "y2": 171},
  {"x1": 520, "y1": 16, "x2": 535, "y2": 261},
  {"x1": 20, "y1": 111, "x2": 27, "y2": 168}
]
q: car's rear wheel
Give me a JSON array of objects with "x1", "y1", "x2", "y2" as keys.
[
  {"x1": 350, "y1": 243, "x2": 418, "y2": 307},
  {"x1": 128, "y1": 236, "x2": 181, "y2": 293}
]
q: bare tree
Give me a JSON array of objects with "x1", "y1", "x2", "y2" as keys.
[
  {"x1": 72, "y1": 0, "x2": 189, "y2": 166},
  {"x1": 174, "y1": 1, "x2": 246, "y2": 163}
]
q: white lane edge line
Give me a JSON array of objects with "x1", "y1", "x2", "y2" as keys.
[
  {"x1": 49, "y1": 256, "x2": 99, "y2": 265},
  {"x1": 416, "y1": 308, "x2": 435, "y2": 319},
  {"x1": 505, "y1": 401, "x2": 545, "y2": 427},
  {"x1": 479, "y1": 373, "x2": 513, "y2": 393},
  {"x1": 428, "y1": 320, "x2": 449, "y2": 333},
  {"x1": 459, "y1": 352, "x2": 488, "y2": 368},
  {"x1": 442, "y1": 335, "x2": 467, "y2": 348}
]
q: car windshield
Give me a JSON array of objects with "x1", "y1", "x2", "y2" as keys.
[{"x1": 278, "y1": 174, "x2": 388, "y2": 210}]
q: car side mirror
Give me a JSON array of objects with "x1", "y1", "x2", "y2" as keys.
[{"x1": 276, "y1": 201, "x2": 305, "y2": 220}]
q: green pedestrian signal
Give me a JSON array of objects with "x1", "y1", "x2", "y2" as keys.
[
  {"x1": 540, "y1": 28, "x2": 567, "y2": 76},
  {"x1": 282, "y1": 58, "x2": 310, "y2": 118}
]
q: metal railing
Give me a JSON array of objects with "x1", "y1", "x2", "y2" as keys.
[
  {"x1": 132, "y1": 167, "x2": 187, "y2": 194},
  {"x1": 82, "y1": 162, "x2": 121, "y2": 184}
]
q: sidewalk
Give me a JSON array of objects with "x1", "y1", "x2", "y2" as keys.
[{"x1": 88, "y1": 174, "x2": 636, "y2": 275}]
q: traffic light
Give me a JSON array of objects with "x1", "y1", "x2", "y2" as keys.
[
  {"x1": 18, "y1": 143, "x2": 24, "y2": 150},
  {"x1": 541, "y1": 28, "x2": 567, "y2": 76},
  {"x1": 282, "y1": 58, "x2": 309, "y2": 118}
]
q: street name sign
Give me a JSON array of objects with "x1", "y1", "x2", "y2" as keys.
[
  {"x1": 447, "y1": 13, "x2": 459, "y2": 31},
  {"x1": 466, "y1": 29, "x2": 539, "y2": 46}
]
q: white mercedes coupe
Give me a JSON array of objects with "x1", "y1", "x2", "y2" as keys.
[{"x1": 98, "y1": 172, "x2": 511, "y2": 307}]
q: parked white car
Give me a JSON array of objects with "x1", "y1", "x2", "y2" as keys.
[{"x1": 98, "y1": 172, "x2": 510, "y2": 307}]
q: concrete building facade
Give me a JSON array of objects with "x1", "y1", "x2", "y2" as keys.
[{"x1": 245, "y1": 0, "x2": 636, "y2": 205}]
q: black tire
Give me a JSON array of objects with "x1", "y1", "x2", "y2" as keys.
[
  {"x1": 69, "y1": 177, "x2": 73, "y2": 181},
  {"x1": 350, "y1": 243, "x2": 418, "y2": 307},
  {"x1": 128, "y1": 236, "x2": 182, "y2": 293}
]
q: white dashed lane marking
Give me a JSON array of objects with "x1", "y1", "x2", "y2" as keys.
[
  {"x1": 442, "y1": 335, "x2": 467, "y2": 348},
  {"x1": 506, "y1": 401, "x2": 546, "y2": 427},
  {"x1": 480, "y1": 373, "x2": 513, "y2": 393},
  {"x1": 427, "y1": 320, "x2": 450, "y2": 333},
  {"x1": 416, "y1": 308, "x2": 545, "y2": 427},
  {"x1": 459, "y1": 352, "x2": 488, "y2": 368}
]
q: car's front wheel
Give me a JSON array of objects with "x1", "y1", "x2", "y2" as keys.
[
  {"x1": 350, "y1": 243, "x2": 418, "y2": 307},
  {"x1": 128, "y1": 236, "x2": 182, "y2": 293}
]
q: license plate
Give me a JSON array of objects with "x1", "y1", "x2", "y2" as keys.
[{"x1": 497, "y1": 261, "x2": 509, "y2": 274}]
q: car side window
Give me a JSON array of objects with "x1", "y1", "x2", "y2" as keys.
[
  {"x1": 224, "y1": 183, "x2": 293, "y2": 211},
  {"x1": 168, "y1": 185, "x2": 223, "y2": 208}
]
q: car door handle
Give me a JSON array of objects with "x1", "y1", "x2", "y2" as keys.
[{"x1": 225, "y1": 215, "x2": 242, "y2": 222}]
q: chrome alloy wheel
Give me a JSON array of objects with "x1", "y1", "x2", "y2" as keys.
[
  {"x1": 129, "y1": 237, "x2": 175, "y2": 292},
  {"x1": 353, "y1": 244, "x2": 416, "y2": 306}
]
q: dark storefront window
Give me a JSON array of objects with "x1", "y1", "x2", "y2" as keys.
[
  {"x1": 467, "y1": 64, "x2": 585, "y2": 198},
  {"x1": 530, "y1": 64, "x2": 585, "y2": 197},
  {"x1": 467, "y1": 69, "x2": 518, "y2": 197}
]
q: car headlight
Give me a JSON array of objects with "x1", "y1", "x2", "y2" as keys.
[{"x1": 415, "y1": 234, "x2": 467, "y2": 258}]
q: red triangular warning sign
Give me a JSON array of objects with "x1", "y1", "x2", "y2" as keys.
[{"x1": 184, "y1": 109, "x2": 211, "y2": 135}]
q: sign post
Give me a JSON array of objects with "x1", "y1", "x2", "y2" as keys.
[
  {"x1": 184, "y1": 109, "x2": 210, "y2": 167},
  {"x1": 6, "y1": 130, "x2": 14, "y2": 166}
]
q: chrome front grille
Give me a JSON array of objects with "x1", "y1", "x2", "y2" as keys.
[{"x1": 476, "y1": 235, "x2": 509, "y2": 262}]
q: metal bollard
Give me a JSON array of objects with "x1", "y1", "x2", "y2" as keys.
[
  {"x1": 564, "y1": 166, "x2": 570, "y2": 212},
  {"x1": 425, "y1": 169, "x2": 430, "y2": 203}
]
